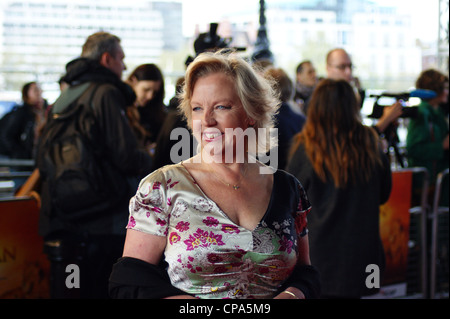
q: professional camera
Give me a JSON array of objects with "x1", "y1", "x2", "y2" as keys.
[
  {"x1": 185, "y1": 22, "x2": 246, "y2": 67},
  {"x1": 368, "y1": 92, "x2": 418, "y2": 119}
]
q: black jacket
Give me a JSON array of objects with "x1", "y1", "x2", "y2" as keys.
[
  {"x1": 286, "y1": 144, "x2": 391, "y2": 298},
  {"x1": 0, "y1": 103, "x2": 40, "y2": 159},
  {"x1": 38, "y1": 58, "x2": 153, "y2": 238}
]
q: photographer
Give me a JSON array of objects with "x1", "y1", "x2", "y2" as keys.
[
  {"x1": 373, "y1": 101, "x2": 404, "y2": 135},
  {"x1": 406, "y1": 69, "x2": 449, "y2": 188},
  {"x1": 325, "y1": 48, "x2": 403, "y2": 136}
]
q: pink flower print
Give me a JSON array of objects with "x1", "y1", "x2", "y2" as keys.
[
  {"x1": 167, "y1": 179, "x2": 180, "y2": 189},
  {"x1": 167, "y1": 197, "x2": 172, "y2": 206},
  {"x1": 203, "y1": 216, "x2": 219, "y2": 227},
  {"x1": 156, "y1": 218, "x2": 166, "y2": 227},
  {"x1": 207, "y1": 253, "x2": 223, "y2": 263},
  {"x1": 172, "y1": 200, "x2": 188, "y2": 218},
  {"x1": 278, "y1": 236, "x2": 294, "y2": 254},
  {"x1": 169, "y1": 232, "x2": 181, "y2": 245},
  {"x1": 222, "y1": 224, "x2": 240, "y2": 234},
  {"x1": 213, "y1": 265, "x2": 227, "y2": 273},
  {"x1": 152, "y1": 182, "x2": 161, "y2": 190},
  {"x1": 193, "y1": 197, "x2": 213, "y2": 212},
  {"x1": 151, "y1": 207, "x2": 163, "y2": 214},
  {"x1": 127, "y1": 216, "x2": 136, "y2": 228},
  {"x1": 184, "y1": 228, "x2": 225, "y2": 251},
  {"x1": 143, "y1": 188, "x2": 162, "y2": 206},
  {"x1": 175, "y1": 221, "x2": 190, "y2": 232},
  {"x1": 295, "y1": 211, "x2": 308, "y2": 235}
]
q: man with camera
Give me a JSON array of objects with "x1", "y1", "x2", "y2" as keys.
[{"x1": 325, "y1": 48, "x2": 403, "y2": 135}]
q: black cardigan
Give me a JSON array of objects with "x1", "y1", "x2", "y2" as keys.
[{"x1": 286, "y1": 144, "x2": 392, "y2": 298}]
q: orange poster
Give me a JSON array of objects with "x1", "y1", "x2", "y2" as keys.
[
  {"x1": 379, "y1": 171, "x2": 412, "y2": 286},
  {"x1": 0, "y1": 197, "x2": 50, "y2": 298}
]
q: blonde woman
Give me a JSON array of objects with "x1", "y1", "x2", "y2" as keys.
[{"x1": 110, "y1": 51, "x2": 320, "y2": 299}]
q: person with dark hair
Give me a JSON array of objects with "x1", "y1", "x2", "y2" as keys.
[
  {"x1": 264, "y1": 67, "x2": 305, "y2": 170},
  {"x1": 150, "y1": 76, "x2": 196, "y2": 171},
  {"x1": 125, "y1": 64, "x2": 167, "y2": 150},
  {"x1": 286, "y1": 79, "x2": 392, "y2": 298},
  {"x1": 294, "y1": 60, "x2": 317, "y2": 115},
  {"x1": 0, "y1": 81, "x2": 47, "y2": 160},
  {"x1": 37, "y1": 31, "x2": 153, "y2": 299},
  {"x1": 126, "y1": 63, "x2": 167, "y2": 147},
  {"x1": 406, "y1": 69, "x2": 449, "y2": 187}
]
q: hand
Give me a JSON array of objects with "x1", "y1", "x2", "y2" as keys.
[
  {"x1": 443, "y1": 134, "x2": 449, "y2": 150},
  {"x1": 273, "y1": 287, "x2": 305, "y2": 299},
  {"x1": 375, "y1": 101, "x2": 403, "y2": 133}
]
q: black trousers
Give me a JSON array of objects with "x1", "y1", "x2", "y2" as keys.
[{"x1": 44, "y1": 234, "x2": 125, "y2": 299}]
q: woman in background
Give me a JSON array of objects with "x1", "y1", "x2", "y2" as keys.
[
  {"x1": 126, "y1": 64, "x2": 167, "y2": 150},
  {"x1": 0, "y1": 81, "x2": 47, "y2": 159},
  {"x1": 406, "y1": 69, "x2": 449, "y2": 191},
  {"x1": 286, "y1": 79, "x2": 392, "y2": 298}
]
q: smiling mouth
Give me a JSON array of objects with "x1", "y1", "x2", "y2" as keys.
[{"x1": 202, "y1": 131, "x2": 224, "y2": 142}]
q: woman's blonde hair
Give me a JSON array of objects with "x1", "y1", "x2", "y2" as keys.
[{"x1": 178, "y1": 50, "x2": 280, "y2": 154}]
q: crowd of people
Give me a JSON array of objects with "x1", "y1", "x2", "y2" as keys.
[{"x1": 0, "y1": 30, "x2": 448, "y2": 300}]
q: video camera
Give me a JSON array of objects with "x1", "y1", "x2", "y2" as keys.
[
  {"x1": 369, "y1": 92, "x2": 416, "y2": 119},
  {"x1": 185, "y1": 23, "x2": 246, "y2": 67},
  {"x1": 368, "y1": 89, "x2": 437, "y2": 119}
]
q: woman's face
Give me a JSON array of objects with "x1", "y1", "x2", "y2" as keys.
[
  {"x1": 132, "y1": 79, "x2": 161, "y2": 107},
  {"x1": 190, "y1": 72, "x2": 254, "y2": 162},
  {"x1": 439, "y1": 82, "x2": 449, "y2": 104},
  {"x1": 26, "y1": 83, "x2": 43, "y2": 106}
]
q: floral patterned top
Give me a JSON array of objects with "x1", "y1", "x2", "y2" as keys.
[{"x1": 126, "y1": 162, "x2": 311, "y2": 299}]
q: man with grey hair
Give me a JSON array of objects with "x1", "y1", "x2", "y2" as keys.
[
  {"x1": 37, "y1": 31, "x2": 153, "y2": 299},
  {"x1": 81, "y1": 31, "x2": 126, "y2": 79}
]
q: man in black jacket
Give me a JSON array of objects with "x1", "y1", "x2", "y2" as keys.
[{"x1": 37, "y1": 32, "x2": 153, "y2": 299}]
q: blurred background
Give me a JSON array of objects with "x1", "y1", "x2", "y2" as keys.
[{"x1": 0, "y1": 0, "x2": 447, "y2": 114}]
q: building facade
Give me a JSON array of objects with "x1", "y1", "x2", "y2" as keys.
[{"x1": 0, "y1": 0, "x2": 181, "y2": 101}]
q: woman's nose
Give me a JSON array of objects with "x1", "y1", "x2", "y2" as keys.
[{"x1": 202, "y1": 109, "x2": 217, "y2": 126}]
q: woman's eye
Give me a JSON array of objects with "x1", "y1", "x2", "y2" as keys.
[
  {"x1": 192, "y1": 106, "x2": 201, "y2": 111},
  {"x1": 216, "y1": 105, "x2": 231, "y2": 110}
]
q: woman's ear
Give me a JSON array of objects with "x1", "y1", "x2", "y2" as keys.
[{"x1": 128, "y1": 75, "x2": 138, "y2": 86}]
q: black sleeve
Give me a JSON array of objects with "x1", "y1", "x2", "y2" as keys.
[
  {"x1": 0, "y1": 106, "x2": 28, "y2": 158},
  {"x1": 109, "y1": 257, "x2": 194, "y2": 299},
  {"x1": 278, "y1": 264, "x2": 321, "y2": 299}
]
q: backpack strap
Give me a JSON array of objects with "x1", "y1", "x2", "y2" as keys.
[{"x1": 51, "y1": 82, "x2": 92, "y2": 114}]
